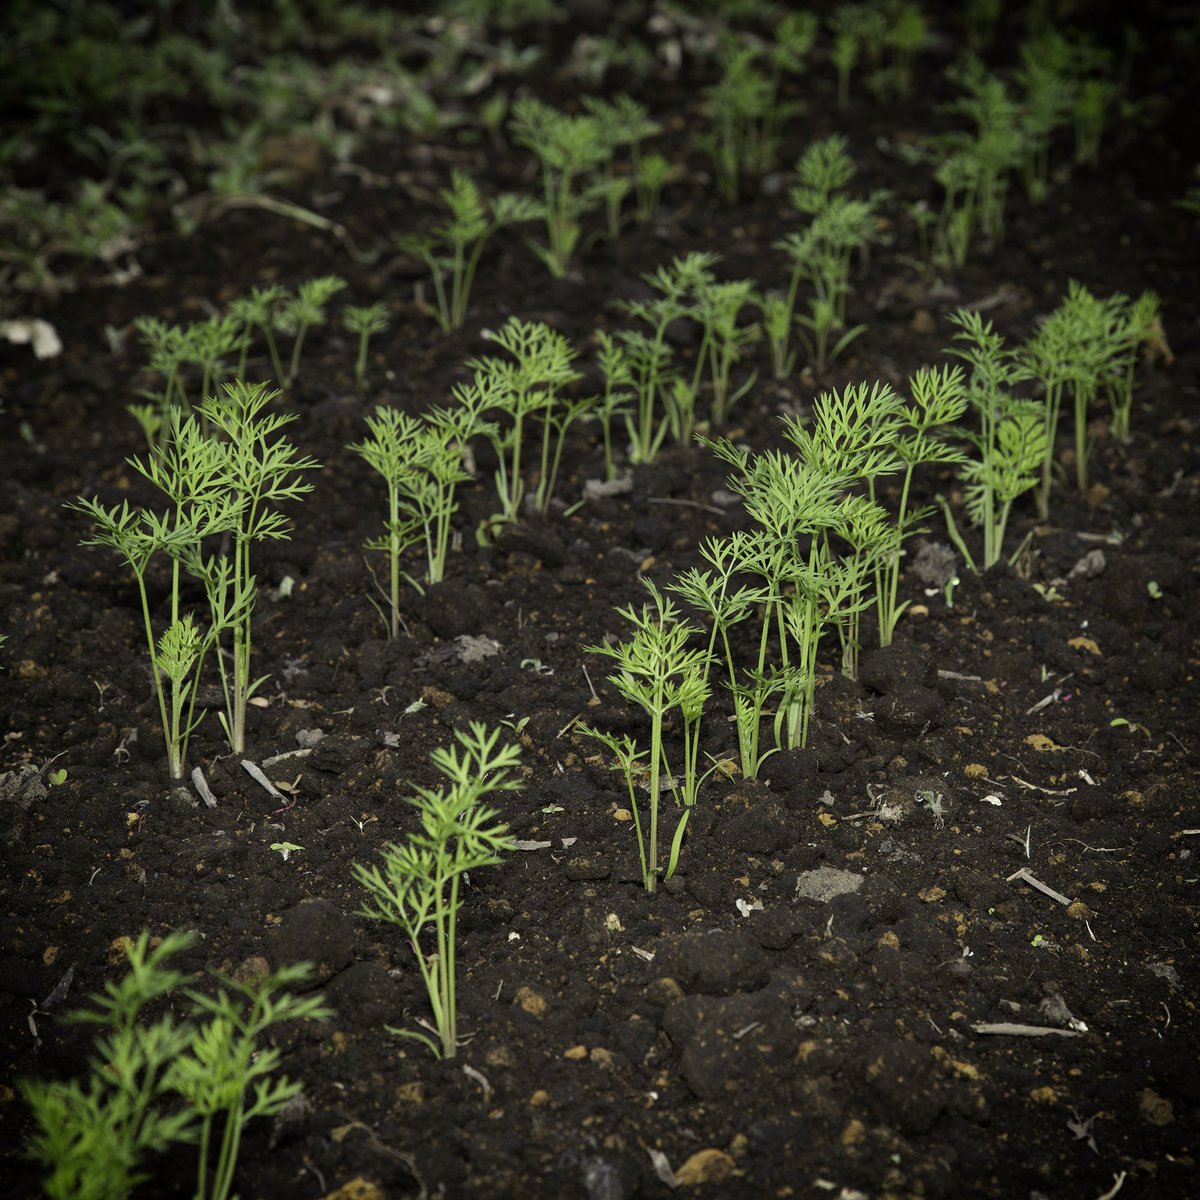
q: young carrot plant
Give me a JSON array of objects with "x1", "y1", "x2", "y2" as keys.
[
  {"x1": 613, "y1": 252, "x2": 718, "y2": 459},
  {"x1": 774, "y1": 135, "x2": 886, "y2": 373},
  {"x1": 688, "y1": 275, "x2": 761, "y2": 429},
  {"x1": 928, "y1": 56, "x2": 1025, "y2": 264},
  {"x1": 349, "y1": 405, "x2": 472, "y2": 631},
  {"x1": 1105, "y1": 289, "x2": 1162, "y2": 443},
  {"x1": 873, "y1": 365, "x2": 970, "y2": 646},
  {"x1": 228, "y1": 284, "x2": 288, "y2": 385},
  {"x1": 696, "y1": 17, "x2": 816, "y2": 202},
  {"x1": 699, "y1": 416, "x2": 876, "y2": 747},
  {"x1": 280, "y1": 275, "x2": 345, "y2": 388},
  {"x1": 669, "y1": 532, "x2": 777, "y2": 779},
  {"x1": 781, "y1": 380, "x2": 910, "y2": 680},
  {"x1": 580, "y1": 93, "x2": 660, "y2": 239},
  {"x1": 67, "y1": 409, "x2": 253, "y2": 778},
  {"x1": 395, "y1": 170, "x2": 538, "y2": 331},
  {"x1": 464, "y1": 317, "x2": 587, "y2": 521},
  {"x1": 939, "y1": 308, "x2": 1044, "y2": 571},
  {"x1": 194, "y1": 381, "x2": 320, "y2": 753},
  {"x1": 593, "y1": 330, "x2": 635, "y2": 481},
  {"x1": 695, "y1": 44, "x2": 780, "y2": 203},
  {"x1": 829, "y1": 4, "x2": 885, "y2": 110},
  {"x1": 581, "y1": 581, "x2": 713, "y2": 894},
  {"x1": 342, "y1": 301, "x2": 389, "y2": 392},
  {"x1": 509, "y1": 97, "x2": 608, "y2": 278},
  {"x1": 20, "y1": 930, "x2": 198, "y2": 1200},
  {"x1": 170, "y1": 963, "x2": 332, "y2": 1200},
  {"x1": 20, "y1": 931, "x2": 330, "y2": 1200},
  {"x1": 353, "y1": 723, "x2": 520, "y2": 1058}
]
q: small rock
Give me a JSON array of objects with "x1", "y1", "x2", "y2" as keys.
[
  {"x1": 644, "y1": 977, "x2": 685, "y2": 1006},
  {"x1": 1138, "y1": 1088, "x2": 1174, "y2": 1126},
  {"x1": 514, "y1": 985, "x2": 548, "y2": 1017},
  {"x1": 793, "y1": 866, "x2": 863, "y2": 904},
  {"x1": 674, "y1": 1148, "x2": 736, "y2": 1186},
  {"x1": 320, "y1": 1179, "x2": 385, "y2": 1200}
]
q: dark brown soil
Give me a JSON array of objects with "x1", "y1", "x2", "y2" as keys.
[{"x1": 2, "y1": 4, "x2": 1198, "y2": 1199}]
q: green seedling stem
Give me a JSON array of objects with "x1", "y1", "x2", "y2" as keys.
[
  {"x1": 342, "y1": 302, "x2": 389, "y2": 392},
  {"x1": 281, "y1": 275, "x2": 345, "y2": 388},
  {"x1": 350, "y1": 405, "x2": 471, "y2": 629},
  {"x1": 195, "y1": 381, "x2": 320, "y2": 753},
  {"x1": 945, "y1": 308, "x2": 1044, "y2": 570},
  {"x1": 510, "y1": 97, "x2": 608, "y2": 278},
  {"x1": 396, "y1": 170, "x2": 538, "y2": 332},
  {"x1": 467, "y1": 317, "x2": 584, "y2": 521},
  {"x1": 354, "y1": 723, "x2": 520, "y2": 1057},
  {"x1": 582, "y1": 581, "x2": 712, "y2": 893}
]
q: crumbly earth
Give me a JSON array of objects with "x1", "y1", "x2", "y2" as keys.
[{"x1": 1, "y1": 5, "x2": 1198, "y2": 1199}]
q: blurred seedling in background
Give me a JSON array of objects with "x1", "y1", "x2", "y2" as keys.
[{"x1": 395, "y1": 170, "x2": 537, "y2": 331}]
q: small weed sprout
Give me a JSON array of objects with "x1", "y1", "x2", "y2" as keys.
[
  {"x1": 342, "y1": 302, "x2": 388, "y2": 392},
  {"x1": 396, "y1": 170, "x2": 537, "y2": 331},
  {"x1": 354, "y1": 723, "x2": 521, "y2": 1058}
]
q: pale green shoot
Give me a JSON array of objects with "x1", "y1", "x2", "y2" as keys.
[
  {"x1": 349, "y1": 405, "x2": 471, "y2": 631},
  {"x1": 342, "y1": 302, "x2": 389, "y2": 392},
  {"x1": 509, "y1": 97, "x2": 609, "y2": 278},
  {"x1": 396, "y1": 171, "x2": 538, "y2": 331},
  {"x1": 280, "y1": 275, "x2": 346, "y2": 387},
  {"x1": 582, "y1": 581, "x2": 712, "y2": 893},
  {"x1": 194, "y1": 381, "x2": 320, "y2": 753},
  {"x1": 354, "y1": 723, "x2": 520, "y2": 1058},
  {"x1": 171, "y1": 964, "x2": 332, "y2": 1200}
]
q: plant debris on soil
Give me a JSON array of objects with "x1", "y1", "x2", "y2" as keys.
[{"x1": 1, "y1": 3, "x2": 1198, "y2": 1198}]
